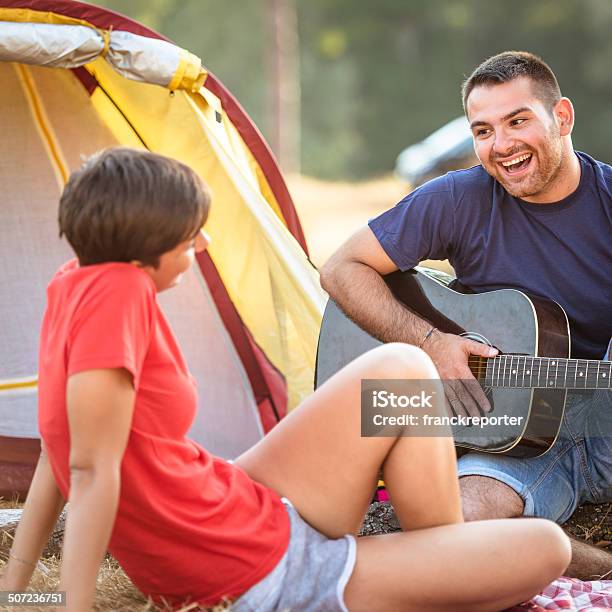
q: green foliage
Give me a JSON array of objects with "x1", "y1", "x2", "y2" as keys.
[
  {"x1": 91, "y1": 0, "x2": 268, "y2": 132},
  {"x1": 89, "y1": 0, "x2": 612, "y2": 179}
]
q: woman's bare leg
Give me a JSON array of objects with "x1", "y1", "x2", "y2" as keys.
[
  {"x1": 236, "y1": 343, "x2": 461, "y2": 536},
  {"x1": 345, "y1": 518, "x2": 570, "y2": 612},
  {"x1": 236, "y1": 343, "x2": 571, "y2": 610}
]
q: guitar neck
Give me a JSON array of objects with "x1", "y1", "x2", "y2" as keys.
[{"x1": 469, "y1": 355, "x2": 612, "y2": 390}]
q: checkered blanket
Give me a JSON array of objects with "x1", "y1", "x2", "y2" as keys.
[{"x1": 505, "y1": 578, "x2": 612, "y2": 611}]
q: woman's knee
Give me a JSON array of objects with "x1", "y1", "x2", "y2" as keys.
[
  {"x1": 519, "y1": 519, "x2": 571, "y2": 581},
  {"x1": 361, "y1": 343, "x2": 438, "y2": 380},
  {"x1": 536, "y1": 520, "x2": 572, "y2": 577},
  {"x1": 467, "y1": 520, "x2": 571, "y2": 612}
]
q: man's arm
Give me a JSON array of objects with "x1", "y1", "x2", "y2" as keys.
[
  {"x1": 320, "y1": 226, "x2": 497, "y2": 413},
  {"x1": 0, "y1": 444, "x2": 65, "y2": 590},
  {"x1": 59, "y1": 367, "x2": 135, "y2": 612},
  {"x1": 320, "y1": 226, "x2": 432, "y2": 346}
]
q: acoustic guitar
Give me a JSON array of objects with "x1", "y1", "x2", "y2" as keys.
[{"x1": 315, "y1": 267, "x2": 611, "y2": 458}]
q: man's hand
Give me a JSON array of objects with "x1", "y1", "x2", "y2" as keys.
[{"x1": 422, "y1": 330, "x2": 498, "y2": 416}]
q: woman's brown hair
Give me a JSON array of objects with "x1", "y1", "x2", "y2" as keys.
[{"x1": 59, "y1": 147, "x2": 211, "y2": 267}]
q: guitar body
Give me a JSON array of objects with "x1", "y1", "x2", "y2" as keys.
[{"x1": 316, "y1": 267, "x2": 571, "y2": 458}]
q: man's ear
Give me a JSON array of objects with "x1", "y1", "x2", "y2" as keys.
[{"x1": 554, "y1": 97, "x2": 574, "y2": 137}]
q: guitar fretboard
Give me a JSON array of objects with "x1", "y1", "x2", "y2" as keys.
[{"x1": 469, "y1": 355, "x2": 612, "y2": 390}]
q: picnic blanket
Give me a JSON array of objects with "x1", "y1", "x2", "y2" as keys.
[{"x1": 505, "y1": 578, "x2": 612, "y2": 611}]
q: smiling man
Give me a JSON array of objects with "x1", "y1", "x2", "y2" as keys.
[
  {"x1": 320, "y1": 51, "x2": 612, "y2": 578},
  {"x1": 466, "y1": 73, "x2": 580, "y2": 203}
]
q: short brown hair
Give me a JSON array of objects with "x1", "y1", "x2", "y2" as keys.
[
  {"x1": 59, "y1": 147, "x2": 210, "y2": 267},
  {"x1": 461, "y1": 51, "x2": 562, "y2": 112}
]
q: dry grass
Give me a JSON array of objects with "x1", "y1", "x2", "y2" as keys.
[
  {"x1": 0, "y1": 553, "x2": 230, "y2": 612},
  {"x1": 0, "y1": 499, "x2": 22, "y2": 511},
  {"x1": 0, "y1": 499, "x2": 229, "y2": 611},
  {"x1": 0, "y1": 556, "x2": 153, "y2": 612},
  {"x1": 564, "y1": 503, "x2": 612, "y2": 550}
]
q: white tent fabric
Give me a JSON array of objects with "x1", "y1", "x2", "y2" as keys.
[
  {"x1": 0, "y1": 21, "x2": 203, "y2": 91},
  {"x1": 0, "y1": 61, "x2": 262, "y2": 459}
]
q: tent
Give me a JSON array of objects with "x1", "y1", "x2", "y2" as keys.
[{"x1": 0, "y1": 0, "x2": 325, "y2": 499}]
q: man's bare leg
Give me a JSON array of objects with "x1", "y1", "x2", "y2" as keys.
[
  {"x1": 460, "y1": 475, "x2": 612, "y2": 579},
  {"x1": 460, "y1": 475, "x2": 524, "y2": 520},
  {"x1": 565, "y1": 539, "x2": 612, "y2": 580}
]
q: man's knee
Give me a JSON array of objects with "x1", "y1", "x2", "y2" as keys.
[{"x1": 460, "y1": 475, "x2": 525, "y2": 521}]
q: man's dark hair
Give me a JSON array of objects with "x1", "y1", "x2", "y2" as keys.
[
  {"x1": 461, "y1": 51, "x2": 562, "y2": 112},
  {"x1": 59, "y1": 147, "x2": 211, "y2": 267}
]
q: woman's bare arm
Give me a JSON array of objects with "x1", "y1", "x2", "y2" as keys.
[
  {"x1": 0, "y1": 444, "x2": 65, "y2": 590},
  {"x1": 58, "y1": 368, "x2": 135, "y2": 612}
]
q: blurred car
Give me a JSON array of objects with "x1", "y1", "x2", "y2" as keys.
[{"x1": 395, "y1": 116, "x2": 478, "y2": 187}]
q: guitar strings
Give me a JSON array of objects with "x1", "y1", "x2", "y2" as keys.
[{"x1": 464, "y1": 356, "x2": 609, "y2": 387}]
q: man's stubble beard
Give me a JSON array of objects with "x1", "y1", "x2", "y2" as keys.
[{"x1": 492, "y1": 126, "x2": 565, "y2": 200}]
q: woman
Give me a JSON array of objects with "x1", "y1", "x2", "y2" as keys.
[{"x1": 1, "y1": 148, "x2": 570, "y2": 611}]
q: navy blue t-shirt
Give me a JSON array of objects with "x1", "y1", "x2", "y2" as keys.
[{"x1": 369, "y1": 152, "x2": 612, "y2": 360}]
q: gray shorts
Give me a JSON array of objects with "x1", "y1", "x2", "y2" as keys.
[{"x1": 232, "y1": 499, "x2": 357, "y2": 611}]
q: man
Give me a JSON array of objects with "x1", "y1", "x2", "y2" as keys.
[{"x1": 320, "y1": 51, "x2": 612, "y2": 579}]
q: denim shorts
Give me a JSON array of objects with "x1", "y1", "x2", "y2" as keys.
[
  {"x1": 458, "y1": 390, "x2": 612, "y2": 523},
  {"x1": 232, "y1": 499, "x2": 357, "y2": 611}
]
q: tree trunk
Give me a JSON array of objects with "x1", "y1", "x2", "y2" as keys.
[{"x1": 267, "y1": 0, "x2": 301, "y2": 173}]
